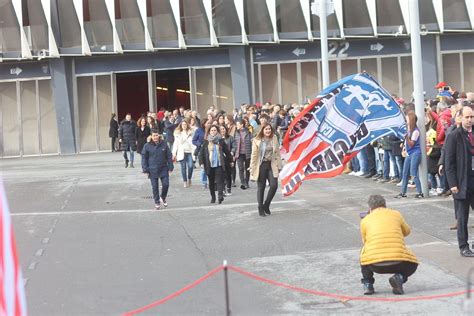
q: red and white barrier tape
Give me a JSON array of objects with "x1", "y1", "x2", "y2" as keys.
[
  {"x1": 123, "y1": 264, "x2": 474, "y2": 315},
  {"x1": 122, "y1": 266, "x2": 223, "y2": 316}
]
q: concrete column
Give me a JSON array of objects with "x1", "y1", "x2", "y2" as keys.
[
  {"x1": 420, "y1": 35, "x2": 438, "y2": 100},
  {"x1": 147, "y1": 69, "x2": 156, "y2": 113},
  {"x1": 50, "y1": 58, "x2": 76, "y2": 154},
  {"x1": 229, "y1": 46, "x2": 252, "y2": 107}
]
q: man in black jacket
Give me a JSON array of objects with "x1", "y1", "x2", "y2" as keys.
[
  {"x1": 109, "y1": 113, "x2": 119, "y2": 152},
  {"x1": 445, "y1": 106, "x2": 474, "y2": 257},
  {"x1": 119, "y1": 113, "x2": 137, "y2": 168},
  {"x1": 142, "y1": 131, "x2": 174, "y2": 210},
  {"x1": 234, "y1": 120, "x2": 252, "y2": 189}
]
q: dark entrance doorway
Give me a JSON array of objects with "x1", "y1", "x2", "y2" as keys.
[
  {"x1": 155, "y1": 69, "x2": 190, "y2": 111},
  {"x1": 116, "y1": 72, "x2": 149, "y2": 121}
]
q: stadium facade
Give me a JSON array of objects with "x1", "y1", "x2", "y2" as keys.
[{"x1": 0, "y1": 0, "x2": 473, "y2": 157}]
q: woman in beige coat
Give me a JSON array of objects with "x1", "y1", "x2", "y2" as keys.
[{"x1": 249, "y1": 122, "x2": 283, "y2": 217}]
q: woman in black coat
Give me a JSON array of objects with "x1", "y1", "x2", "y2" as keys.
[
  {"x1": 198, "y1": 125, "x2": 232, "y2": 204},
  {"x1": 136, "y1": 117, "x2": 151, "y2": 156},
  {"x1": 109, "y1": 113, "x2": 119, "y2": 152}
]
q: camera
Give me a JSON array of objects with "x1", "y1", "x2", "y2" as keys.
[
  {"x1": 359, "y1": 211, "x2": 369, "y2": 219},
  {"x1": 443, "y1": 86, "x2": 450, "y2": 91}
]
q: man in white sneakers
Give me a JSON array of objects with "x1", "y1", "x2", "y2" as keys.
[{"x1": 142, "y1": 131, "x2": 174, "y2": 210}]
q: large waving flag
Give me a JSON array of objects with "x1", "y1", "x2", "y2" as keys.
[
  {"x1": 0, "y1": 179, "x2": 27, "y2": 315},
  {"x1": 280, "y1": 73, "x2": 406, "y2": 196}
]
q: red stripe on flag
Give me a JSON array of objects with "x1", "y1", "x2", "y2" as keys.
[
  {"x1": 282, "y1": 98, "x2": 320, "y2": 154},
  {"x1": 281, "y1": 141, "x2": 330, "y2": 185},
  {"x1": 281, "y1": 150, "x2": 358, "y2": 196},
  {"x1": 0, "y1": 181, "x2": 27, "y2": 316},
  {"x1": 0, "y1": 190, "x2": 6, "y2": 315},
  {"x1": 284, "y1": 134, "x2": 319, "y2": 164}
]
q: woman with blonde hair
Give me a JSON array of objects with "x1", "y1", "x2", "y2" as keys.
[
  {"x1": 172, "y1": 119, "x2": 196, "y2": 187},
  {"x1": 249, "y1": 122, "x2": 282, "y2": 217}
]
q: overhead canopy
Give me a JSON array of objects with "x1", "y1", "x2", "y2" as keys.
[{"x1": 0, "y1": 0, "x2": 473, "y2": 61}]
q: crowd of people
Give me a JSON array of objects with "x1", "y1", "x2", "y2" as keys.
[
  {"x1": 107, "y1": 80, "x2": 474, "y2": 296},
  {"x1": 108, "y1": 83, "x2": 474, "y2": 215},
  {"x1": 343, "y1": 85, "x2": 474, "y2": 201},
  {"x1": 109, "y1": 104, "x2": 292, "y2": 216}
]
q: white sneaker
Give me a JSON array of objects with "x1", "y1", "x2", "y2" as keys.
[
  {"x1": 160, "y1": 198, "x2": 168, "y2": 207},
  {"x1": 348, "y1": 171, "x2": 356, "y2": 176},
  {"x1": 436, "y1": 187, "x2": 444, "y2": 194},
  {"x1": 396, "y1": 180, "x2": 403, "y2": 186},
  {"x1": 429, "y1": 189, "x2": 439, "y2": 196},
  {"x1": 355, "y1": 171, "x2": 365, "y2": 176}
]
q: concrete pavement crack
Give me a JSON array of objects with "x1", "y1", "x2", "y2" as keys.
[{"x1": 166, "y1": 211, "x2": 211, "y2": 270}]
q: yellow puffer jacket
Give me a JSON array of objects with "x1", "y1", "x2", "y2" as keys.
[{"x1": 360, "y1": 208, "x2": 418, "y2": 265}]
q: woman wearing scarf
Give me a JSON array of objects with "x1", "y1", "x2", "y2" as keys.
[
  {"x1": 199, "y1": 125, "x2": 232, "y2": 204},
  {"x1": 249, "y1": 122, "x2": 283, "y2": 217}
]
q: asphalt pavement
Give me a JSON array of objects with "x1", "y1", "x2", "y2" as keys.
[{"x1": 1, "y1": 152, "x2": 473, "y2": 315}]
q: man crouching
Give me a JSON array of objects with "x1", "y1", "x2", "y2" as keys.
[{"x1": 360, "y1": 195, "x2": 418, "y2": 295}]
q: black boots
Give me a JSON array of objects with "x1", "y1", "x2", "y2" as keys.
[
  {"x1": 125, "y1": 160, "x2": 129, "y2": 168},
  {"x1": 259, "y1": 202, "x2": 271, "y2": 216},
  {"x1": 264, "y1": 204, "x2": 271, "y2": 215}
]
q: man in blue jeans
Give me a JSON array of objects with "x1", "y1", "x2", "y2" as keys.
[{"x1": 142, "y1": 131, "x2": 174, "y2": 210}]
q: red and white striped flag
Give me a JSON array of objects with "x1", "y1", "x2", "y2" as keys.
[
  {"x1": 280, "y1": 73, "x2": 406, "y2": 196},
  {"x1": 0, "y1": 179, "x2": 27, "y2": 316}
]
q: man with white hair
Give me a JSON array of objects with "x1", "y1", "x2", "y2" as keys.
[
  {"x1": 466, "y1": 92, "x2": 474, "y2": 104},
  {"x1": 445, "y1": 106, "x2": 474, "y2": 257}
]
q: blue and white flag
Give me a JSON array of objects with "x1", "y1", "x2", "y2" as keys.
[{"x1": 280, "y1": 73, "x2": 406, "y2": 196}]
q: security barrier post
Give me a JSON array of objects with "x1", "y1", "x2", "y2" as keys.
[{"x1": 223, "y1": 260, "x2": 231, "y2": 316}]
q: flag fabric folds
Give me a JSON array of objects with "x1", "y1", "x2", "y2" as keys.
[
  {"x1": 280, "y1": 73, "x2": 407, "y2": 196},
  {"x1": 0, "y1": 179, "x2": 27, "y2": 316}
]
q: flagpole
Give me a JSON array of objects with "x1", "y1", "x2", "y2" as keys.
[
  {"x1": 409, "y1": 0, "x2": 429, "y2": 196},
  {"x1": 319, "y1": 0, "x2": 330, "y2": 88}
]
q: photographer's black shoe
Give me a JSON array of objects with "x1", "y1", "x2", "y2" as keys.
[
  {"x1": 363, "y1": 282, "x2": 374, "y2": 295},
  {"x1": 460, "y1": 248, "x2": 474, "y2": 257},
  {"x1": 389, "y1": 274, "x2": 404, "y2": 295}
]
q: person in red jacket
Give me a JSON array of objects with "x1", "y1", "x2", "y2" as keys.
[
  {"x1": 429, "y1": 102, "x2": 453, "y2": 195},
  {"x1": 430, "y1": 102, "x2": 452, "y2": 146}
]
